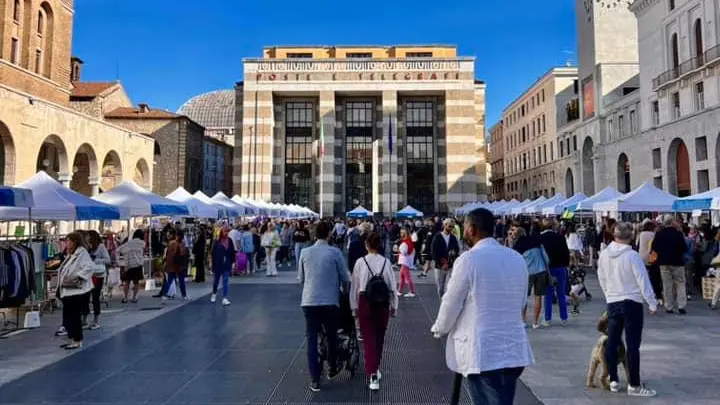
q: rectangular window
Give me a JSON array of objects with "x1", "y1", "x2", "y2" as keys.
[
  {"x1": 286, "y1": 53, "x2": 313, "y2": 58},
  {"x1": 629, "y1": 110, "x2": 637, "y2": 133},
  {"x1": 672, "y1": 92, "x2": 680, "y2": 119},
  {"x1": 668, "y1": 0, "x2": 675, "y2": 10},
  {"x1": 11, "y1": 38, "x2": 19, "y2": 64},
  {"x1": 653, "y1": 176, "x2": 663, "y2": 189},
  {"x1": 34, "y1": 49, "x2": 41, "y2": 74},
  {"x1": 697, "y1": 170, "x2": 710, "y2": 192},
  {"x1": 695, "y1": 136, "x2": 708, "y2": 161},
  {"x1": 406, "y1": 52, "x2": 433, "y2": 58},
  {"x1": 37, "y1": 11, "x2": 43, "y2": 35},
  {"x1": 532, "y1": 120, "x2": 536, "y2": 136},
  {"x1": 652, "y1": 101, "x2": 660, "y2": 125},
  {"x1": 541, "y1": 89, "x2": 545, "y2": 102},
  {"x1": 284, "y1": 102, "x2": 314, "y2": 208},
  {"x1": 607, "y1": 119, "x2": 614, "y2": 139},
  {"x1": 345, "y1": 101, "x2": 374, "y2": 210},
  {"x1": 543, "y1": 144, "x2": 547, "y2": 162},
  {"x1": 566, "y1": 139, "x2": 571, "y2": 155},
  {"x1": 694, "y1": 82, "x2": 705, "y2": 111},
  {"x1": 618, "y1": 115, "x2": 625, "y2": 137},
  {"x1": 541, "y1": 115, "x2": 546, "y2": 133},
  {"x1": 550, "y1": 142, "x2": 554, "y2": 160},
  {"x1": 531, "y1": 98, "x2": 535, "y2": 109},
  {"x1": 521, "y1": 105, "x2": 525, "y2": 117},
  {"x1": 573, "y1": 135, "x2": 577, "y2": 151},
  {"x1": 13, "y1": 0, "x2": 20, "y2": 21},
  {"x1": 652, "y1": 148, "x2": 662, "y2": 169},
  {"x1": 346, "y1": 52, "x2": 372, "y2": 58}
]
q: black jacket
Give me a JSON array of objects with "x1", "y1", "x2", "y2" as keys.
[
  {"x1": 347, "y1": 239, "x2": 367, "y2": 274},
  {"x1": 539, "y1": 230, "x2": 570, "y2": 269},
  {"x1": 431, "y1": 232, "x2": 460, "y2": 268},
  {"x1": 651, "y1": 227, "x2": 687, "y2": 266}
]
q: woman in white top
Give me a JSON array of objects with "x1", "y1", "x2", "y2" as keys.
[
  {"x1": 84, "y1": 230, "x2": 112, "y2": 330},
  {"x1": 566, "y1": 222, "x2": 584, "y2": 268},
  {"x1": 350, "y1": 232, "x2": 398, "y2": 391},
  {"x1": 117, "y1": 229, "x2": 146, "y2": 303},
  {"x1": 261, "y1": 222, "x2": 280, "y2": 277},
  {"x1": 396, "y1": 227, "x2": 416, "y2": 297},
  {"x1": 57, "y1": 232, "x2": 95, "y2": 350}
]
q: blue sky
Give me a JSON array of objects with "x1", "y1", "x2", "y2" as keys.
[{"x1": 73, "y1": 0, "x2": 577, "y2": 126}]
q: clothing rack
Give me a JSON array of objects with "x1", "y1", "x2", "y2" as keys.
[{"x1": 0, "y1": 239, "x2": 37, "y2": 338}]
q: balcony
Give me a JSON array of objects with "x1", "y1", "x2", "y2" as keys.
[{"x1": 652, "y1": 45, "x2": 720, "y2": 89}]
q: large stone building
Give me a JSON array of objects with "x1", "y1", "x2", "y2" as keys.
[
  {"x1": 0, "y1": 0, "x2": 155, "y2": 194},
  {"x1": 496, "y1": 67, "x2": 578, "y2": 200},
  {"x1": 236, "y1": 45, "x2": 487, "y2": 216},
  {"x1": 488, "y1": 120, "x2": 505, "y2": 200},
  {"x1": 178, "y1": 89, "x2": 235, "y2": 146}
]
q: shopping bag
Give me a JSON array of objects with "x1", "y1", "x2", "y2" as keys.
[
  {"x1": 23, "y1": 310, "x2": 41, "y2": 328},
  {"x1": 235, "y1": 252, "x2": 248, "y2": 274},
  {"x1": 107, "y1": 267, "x2": 121, "y2": 287},
  {"x1": 167, "y1": 280, "x2": 177, "y2": 298}
]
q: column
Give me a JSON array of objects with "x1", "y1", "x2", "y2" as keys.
[
  {"x1": 444, "y1": 89, "x2": 478, "y2": 213},
  {"x1": 89, "y1": 177, "x2": 100, "y2": 196},
  {"x1": 58, "y1": 173, "x2": 71, "y2": 188},
  {"x1": 239, "y1": 90, "x2": 273, "y2": 201},
  {"x1": 318, "y1": 91, "x2": 336, "y2": 217},
  {"x1": 381, "y1": 91, "x2": 398, "y2": 215}
]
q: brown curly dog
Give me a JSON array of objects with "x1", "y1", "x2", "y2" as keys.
[{"x1": 586, "y1": 312, "x2": 629, "y2": 390}]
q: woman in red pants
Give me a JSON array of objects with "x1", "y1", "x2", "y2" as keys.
[
  {"x1": 397, "y1": 228, "x2": 416, "y2": 297},
  {"x1": 350, "y1": 232, "x2": 399, "y2": 391}
]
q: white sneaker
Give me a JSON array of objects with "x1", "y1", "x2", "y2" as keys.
[
  {"x1": 609, "y1": 381, "x2": 621, "y2": 393},
  {"x1": 369, "y1": 374, "x2": 380, "y2": 391},
  {"x1": 376, "y1": 370, "x2": 382, "y2": 380},
  {"x1": 161, "y1": 296, "x2": 167, "y2": 305},
  {"x1": 222, "y1": 298, "x2": 231, "y2": 306},
  {"x1": 396, "y1": 292, "x2": 402, "y2": 297},
  {"x1": 532, "y1": 323, "x2": 540, "y2": 330},
  {"x1": 404, "y1": 293, "x2": 416, "y2": 298},
  {"x1": 628, "y1": 385, "x2": 656, "y2": 397},
  {"x1": 540, "y1": 320, "x2": 550, "y2": 328},
  {"x1": 210, "y1": 294, "x2": 216, "y2": 303}
]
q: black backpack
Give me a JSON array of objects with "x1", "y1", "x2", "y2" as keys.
[{"x1": 362, "y1": 256, "x2": 390, "y2": 305}]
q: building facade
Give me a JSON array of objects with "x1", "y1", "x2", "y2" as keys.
[
  {"x1": 236, "y1": 45, "x2": 487, "y2": 216},
  {"x1": 105, "y1": 104, "x2": 205, "y2": 197},
  {"x1": 488, "y1": 120, "x2": 505, "y2": 200},
  {"x1": 203, "y1": 136, "x2": 232, "y2": 196},
  {"x1": 0, "y1": 0, "x2": 155, "y2": 194},
  {"x1": 498, "y1": 67, "x2": 578, "y2": 200}
]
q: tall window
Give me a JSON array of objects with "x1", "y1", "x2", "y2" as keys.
[
  {"x1": 618, "y1": 115, "x2": 625, "y2": 137},
  {"x1": 37, "y1": 10, "x2": 44, "y2": 35},
  {"x1": 607, "y1": 119, "x2": 614, "y2": 139},
  {"x1": 284, "y1": 102, "x2": 314, "y2": 208},
  {"x1": 695, "y1": 82, "x2": 705, "y2": 111},
  {"x1": 34, "y1": 49, "x2": 41, "y2": 74},
  {"x1": 670, "y1": 33, "x2": 679, "y2": 70},
  {"x1": 669, "y1": 0, "x2": 675, "y2": 10},
  {"x1": 13, "y1": 0, "x2": 20, "y2": 21},
  {"x1": 694, "y1": 19, "x2": 703, "y2": 60},
  {"x1": 652, "y1": 101, "x2": 660, "y2": 125},
  {"x1": 672, "y1": 92, "x2": 680, "y2": 119},
  {"x1": 405, "y1": 101, "x2": 435, "y2": 214},
  {"x1": 345, "y1": 101, "x2": 373, "y2": 210},
  {"x1": 629, "y1": 110, "x2": 637, "y2": 133},
  {"x1": 10, "y1": 38, "x2": 19, "y2": 64},
  {"x1": 541, "y1": 114, "x2": 546, "y2": 132}
]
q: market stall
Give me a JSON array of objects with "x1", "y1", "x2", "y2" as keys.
[
  {"x1": 166, "y1": 188, "x2": 220, "y2": 219},
  {"x1": 542, "y1": 193, "x2": 587, "y2": 216},
  {"x1": 570, "y1": 186, "x2": 624, "y2": 212},
  {"x1": 210, "y1": 192, "x2": 246, "y2": 217},
  {"x1": 593, "y1": 181, "x2": 675, "y2": 213},
  {"x1": 93, "y1": 181, "x2": 189, "y2": 217},
  {"x1": 395, "y1": 205, "x2": 424, "y2": 218},
  {"x1": 524, "y1": 194, "x2": 565, "y2": 214},
  {"x1": 346, "y1": 205, "x2": 373, "y2": 218}
]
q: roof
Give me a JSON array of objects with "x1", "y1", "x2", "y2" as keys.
[
  {"x1": 105, "y1": 107, "x2": 181, "y2": 119},
  {"x1": 70, "y1": 81, "x2": 117, "y2": 98},
  {"x1": 263, "y1": 44, "x2": 457, "y2": 49},
  {"x1": 176, "y1": 89, "x2": 235, "y2": 129}
]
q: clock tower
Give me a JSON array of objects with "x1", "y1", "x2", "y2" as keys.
[{"x1": 575, "y1": 0, "x2": 638, "y2": 121}]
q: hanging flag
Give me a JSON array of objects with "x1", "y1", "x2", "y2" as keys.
[{"x1": 388, "y1": 114, "x2": 393, "y2": 154}]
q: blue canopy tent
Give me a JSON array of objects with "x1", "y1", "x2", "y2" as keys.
[
  {"x1": 672, "y1": 187, "x2": 720, "y2": 211},
  {"x1": 0, "y1": 171, "x2": 122, "y2": 220},
  {"x1": 0, "y1": 186, "x2": 34, "y2": 208},
  {"x1": 346, "y1": 205, "x2": 373, "y2": 218},
  {"x1": 395, "y1": 205, "x2": 424, "y2": 218}
]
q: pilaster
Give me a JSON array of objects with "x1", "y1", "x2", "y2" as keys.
[
  {"x1": 381, "y1": 91, "x2": 399, "y2": 215},
  {"x1": 318, "y1": 91, "x2": 336, "y2": 217}
]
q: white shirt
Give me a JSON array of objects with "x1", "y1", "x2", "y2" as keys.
[
  {"x1": 442, "y1": 232, "x2": 451, "y2": 247},
  {"x1": 350, "y1": 253, "x2": 399, "y2": 311},
  {"x1": 566, "y1": 233, "x2": 584, "y2": 252},
  {"x1": 597, "y1": 242, "x2": 658, "y2": 312},
  {"x1": 398, "y1": 240, "x2": 415, "y2": 267},
  {"x1": 431, "y1": 238, "x2": 534, "y2": 376},
  {"x1": 228, "y1": 229, "x2": 243, "y2": 251}
]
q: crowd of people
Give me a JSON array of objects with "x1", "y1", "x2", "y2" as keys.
[{"x1": 46, "y1": 210, "x2": 720, "y2": 404}]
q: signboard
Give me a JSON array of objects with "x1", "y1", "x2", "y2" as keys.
[{"x1": 254, "y1": 60, "x2": 463, "y2": 72}]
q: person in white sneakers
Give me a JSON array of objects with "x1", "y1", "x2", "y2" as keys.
[
  {"x1": 210, "y1": 226, "x2": 235, "y2": 306},
  {"x1": 597, "y1": 222, "x2": 658, "y2": 397},
  {"x1": 396, "y1": 228, "x2": 416, "y2": 298}
]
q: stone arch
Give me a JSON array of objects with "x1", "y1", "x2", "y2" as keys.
[
  {"x1": 36, "y1": 134, "x2": 68, "y2": 179},
  {"x1": 668, "y1": 138, "x2": 691, "y2": 196},
  {"x1": 581, "y1": 137, "x2": 595, "y2": 195},
  {"x1": 134, "y1": 158, "x2": 150, "y2": 189},
  {"x1": 100, "y1": 150, "x2": 122, "y2": 192},
  {"x1": 70, "y1": 143, "x2": 98, "y2": 196},
  {"x1": 565, "y1": 168, "x2": 575, "y2": 196},
  {"x1": 617, "y1": 153, "x2": 631, "y2": 193},
  {"x1": 0, "y1": 120, "x2": 17, "y2": 185}
]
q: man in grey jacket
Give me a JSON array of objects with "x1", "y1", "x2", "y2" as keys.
[{"x1": 298, "y1": 221, "x2": 351, "y2": 392}]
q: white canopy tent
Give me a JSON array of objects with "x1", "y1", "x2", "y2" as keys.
[
  {"x1": 396, "y1": 205, "x2": 424, "y2": 218},
  {"x1": 493, "y1": 199, "x2": 522, "y2": 215},
  {"x1": 211, "y1": 192, "x2": 246, "y2": 217},
  {"x1": 193, "y1": 191, "x2": 232, "y2": 217},
  {"x1": 231, "y1": 196, "x2": 262, "y2": 215},
  {"x1": 572, "y1": 187, "x2": 624, "y2": 211},
  {"x1": 593, "y1": 182, "x2": 676, "y2": 213},
  {"x1": 511, "y1": 197, "x2": 546, "y2": 215},
  {"x1": 166, "y1": 188, "x2": 220, "y2": 219},
  {"x1": 0, "y1": 171, "x2": 123, "y2": 220},
  {"x1": 524, "y1": 194, "x2": 565, "y2": 214},
  {"x1": 542, "y1": 193, "x2": 588, "y2": 215},
  {"x1": 94, "y1": 181, "x2": 189, "y2": 217}
]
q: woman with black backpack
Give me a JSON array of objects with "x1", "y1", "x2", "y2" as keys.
[{"x1": 349, "y1": 232, "x2": 398, "y2": 392}]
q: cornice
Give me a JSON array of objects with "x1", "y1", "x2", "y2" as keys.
[{"x1": 629, "y1": 0, "x2": 661, "y2": 16}]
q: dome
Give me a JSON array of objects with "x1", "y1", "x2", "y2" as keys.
[{"x1": 177, "y1": 89, "x2": 235, "y2": 129}]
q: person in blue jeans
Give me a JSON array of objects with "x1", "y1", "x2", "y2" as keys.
[
  {"x1": 539, "y1": 219, "x2": 570, "y2": 325},
  {"x1": 211, "y1": 226, "x2": 235, "y2": 306}
]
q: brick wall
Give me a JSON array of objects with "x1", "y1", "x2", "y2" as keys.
[{"x1": 183, "y1": 119, "x2": 205, "y2": 193}]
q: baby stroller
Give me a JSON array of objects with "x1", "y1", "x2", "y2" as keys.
[{"x1": 318, "y1": 289, "x2": 360, "y2": 377}]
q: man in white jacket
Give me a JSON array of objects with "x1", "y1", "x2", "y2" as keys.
[
  {"x1": 597, "y1": 222, "x2": 658, "y2": 397},
  {"x1": 431, "y1": 208, "x2": 534, "y2": 405}
]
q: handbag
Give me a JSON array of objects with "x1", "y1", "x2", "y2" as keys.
[{"x1": 61, "y1": 276, "x2": 84, "y2": 289}]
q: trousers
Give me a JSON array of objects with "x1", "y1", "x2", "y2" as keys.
[
  {"x1": 466, "y1": 367, "x2": 524, "y2": 405},
  {"x1": 605, "y1": 299, "x2": 644, "y2": 387},
  {"x1": 213, "y1": 270, "x2": 229, "y2": 297},
  {"x1": 398, "y1": 265, "x2": 415, "y2": 294},
  {"x1": 544, "y1": 267, "x2": 568, "y2": 322},
  {"x1": 303, "y1": 305, "x2": 339, "y2": 382},
  {"x1": 82, "y1": 277, "x2": 104, "y2": 318},
  {"x1": 434, "y1": 267, "x2": 452, "y2": 297},
  {"x1": 659, "y1": 265, "x2": 686, "y2": 311},
  {"x1": 357, "y1": 294, "x2": 390, "y2": 376},
  {"x1": 62, "y1": 292, "x2": 89, "y2": 342}
]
